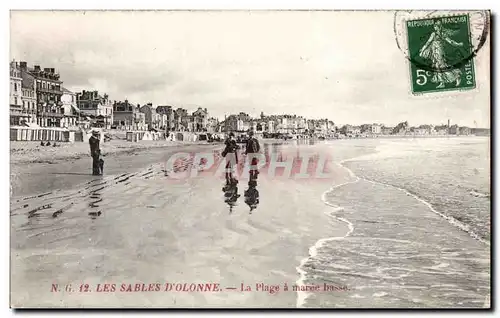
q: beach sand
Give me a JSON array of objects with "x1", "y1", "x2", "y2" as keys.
[{"x1": 10, "y1": 138, "x2": 212, "y2": 165}]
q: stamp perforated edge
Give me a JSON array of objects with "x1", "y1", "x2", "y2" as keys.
[{"x1": 393, "y1": 10, "x2": 489, "y2": 98}]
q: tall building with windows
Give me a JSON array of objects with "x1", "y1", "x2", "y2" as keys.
[
  {"x1": 10, "y1": 61, "x2": 23, "y2": 126},
  {"x1": 76, "y1": 90, "x2": 113, "y2": 128},
  {"x1": 61, "y1": 87, "x2": 79, "y2": 128},
  {"x1": 113, "y1": 100, "x2": 145, "y2": 130},
  {"x1": 156, "y1": 105, "x2": 175, "y2": 131},
  {"x1": 21, "y1": 63, "x2": 64, "y2": 127},
  {"x1": 191, "y1": 107, "x2": 209, "y2": 132},
  {"x1": 20, "y1": 66, "x2": 37, "y2": 125},
  {"x1": 140, "y1": 103, "x2": 161, "y2": 130}
]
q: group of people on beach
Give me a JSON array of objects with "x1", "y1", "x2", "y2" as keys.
[
  {"x1": 221, "y1": 130, "x2": 261, "y2": 213},
  {"x1": 86, "y1": 127, "x2": 260, "y2": 211},
  {"x1": 40, "y1": 141, "x2": 60, "y2": 147}
]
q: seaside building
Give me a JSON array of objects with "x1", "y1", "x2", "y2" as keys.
[
  {"x1": 371, "y1": 124, "x2": 382, "y2": 134},
  {"x1": 158, "y1": 114, "x2": 168, "y2": 130},
  {"x1": 413, "y1": 124, "x2": 432, "y2": 135},
  {"x1": 308, "y1": 119, "x2": 335, "y2": 135},
  {"x1": 434, "y1": 125, "x2": 449, "y2": 135},
  {"x1": 113, "y1": 100, "x2": 146, "y2": 130},
  {"x1": 60, "y1": 87, "x2": 78, "y2": 128},
  {"x1": 156, "y1": 105, "x2": 175, "y2": 131},
  {"x1": 10, "y1": 61, "x2": 25, "y2": 126},
  {"x1": 276, "y1": 116, "x2": 289, "y2": 134},
  {"x1": 207, "y1": 117, "x2": 219, "y2": 133},
  {"x1": 20, "y1": 66, "x2": 37, "y2": 125},
  {"x1": 77, "y1": 90, "x2": 113, "y2": 129},
  {"x1": 265, "y1": 120, "x2": 275, "y2": 133},
  {"x1": 237, "y1": 114, "x2": 251, "y2": 132},
  {"x1": 393, "y1": 121, "x2": 409, "y2": 135},
  {"x1": 471, "y1": 128, "x2": 490, "y2": 136},
  {"x1": 460, "y1": 127, "x2": 471, "y2": 135},
  {"x1": 224, "y1": 115, "x2": 238, "y2": 132},
  {"x1": 175, "y1": 108, "x2": 189, "y2": 131},
  {"x1": 381, "y1": 126, "x2": 393, "y2": 135},
  {"x1": 192, "y1": 107, "x2": 209, "y2": 132},
  {"x1": 140, "y1": 103, "x2": 162, "y2": 130},
  {"x1": 222, "y1": 112, "x2": 251, "y2": 133},
  {"x1": 29, "y1": 64, "x2": 64, "y2": 127},
  {"x1": 413, "y1": 127, "x2": 429, "y2": 135},
  {"x1": 448, "y1": 124, "x2": 467, "y2": 135}
]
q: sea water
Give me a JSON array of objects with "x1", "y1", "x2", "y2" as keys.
[{"x1": 297, "y1": 137, "x2": 490, "y2": 308}]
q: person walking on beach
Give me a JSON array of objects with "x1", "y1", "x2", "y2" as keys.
[
  {"x1": 222, "y1": 132, "x2": 239, "y2": 186},
  {"x1": 245, "y1": 130, "x2": 261, "y2": 180},
  {"x1": 89, "y1": 130, "x2": 102, "y2": 176}
]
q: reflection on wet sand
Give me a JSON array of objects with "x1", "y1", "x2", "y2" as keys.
[
  {"x1": 87, "y1": 186, "x2": 103, "y2": 219},
  {"x1": 222, "y1": 182, "x2": 240, "y2": 214},
  {"x1": 244, "y1": 179, "x2": 259, "y2": 213}
]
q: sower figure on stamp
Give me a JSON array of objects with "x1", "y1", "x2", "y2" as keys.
[
  {"x1": 89, "y1": 130, "x2": 103, "y2": 176},
  {"x1": 221, "y1": 132, "x2": 239, "y2": 186},
  {"x1": 418, "y1": 20, "x2": 464, "y2": 88}
]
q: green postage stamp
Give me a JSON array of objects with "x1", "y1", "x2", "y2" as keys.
[{"x1": 406, "y1": 15, "x2": 475, "y2": 94}]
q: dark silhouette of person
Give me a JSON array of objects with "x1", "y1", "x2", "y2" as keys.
[
  {"x1": 245, "y1": 130, "x2": 261, "y2": 180},
  {"x1": 89, "y1": 130, "x2": 102, "y2": 175},
  {"x1": 244, "y1": 178, "x2": 260, "y2": 213},
  {"x1": 222, "y1": 132, "x2": 240, "y2": 185},
  {"x1": 223, "y1": 182, "x2": 240, "y2": 214}
]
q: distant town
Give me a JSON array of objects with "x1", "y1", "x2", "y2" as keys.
[{"x1": 9, "y1": 60, "x2": 490, "y2": 140}]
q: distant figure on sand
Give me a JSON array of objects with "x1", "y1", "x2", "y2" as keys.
[
  {"x1": 245, "y1": 130, "x2": 261, "y2": 180},
  {"x1": 89, "y1": 130, "x2": 103, "y2": 176},
  {"x1": 222, "y1": 132, "x2": 239, "y2": 185}
]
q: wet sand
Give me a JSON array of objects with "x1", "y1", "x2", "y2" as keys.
[
  {"x1": 10, "y1": 139, "x2": 490, "y2": 308},
  {"x1": 10, "y1": 143, "x2": 219, "y2": 198},
  {"x1": 10, "y1": 141, "x2": 354, "y2": 308}
]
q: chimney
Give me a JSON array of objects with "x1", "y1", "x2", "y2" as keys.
[
  {"x1": 34, "y1": 65, "x2": 41, "y2": 72},
  {"x1": 20, "y1": 61, "x2": 27, "y2": 69}
]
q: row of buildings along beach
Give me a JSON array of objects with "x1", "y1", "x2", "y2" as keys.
[{"x1": 10, "y1": 60, "x2": 487, "y2": 140}]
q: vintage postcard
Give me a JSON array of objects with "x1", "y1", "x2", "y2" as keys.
[{"x1": 9, "y1": 10, "x2": 490, "y2": 309}]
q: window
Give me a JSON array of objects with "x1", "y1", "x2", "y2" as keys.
[{"x1": 14, "y1": 97, "x2": 17, "y2": 105}]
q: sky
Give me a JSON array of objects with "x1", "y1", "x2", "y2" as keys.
[{"x1": 10, "y1": 10, "x2": 490, "y2": 127}]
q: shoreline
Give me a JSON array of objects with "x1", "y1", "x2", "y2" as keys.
[{"x1": 263, "y1": 134, "x2": 488, "y2": 141}]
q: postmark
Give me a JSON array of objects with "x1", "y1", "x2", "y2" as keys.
[{"x1": 393, "y1": 10, "x2": 489, "y2": 94}]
